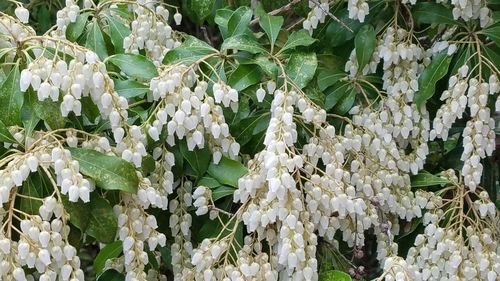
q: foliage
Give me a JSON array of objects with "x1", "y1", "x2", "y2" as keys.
[{"x1": 0, "y1": 0, "x2": 498, "y2": 281}]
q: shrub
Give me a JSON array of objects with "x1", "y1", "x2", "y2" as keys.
[{"x1": 0, "y1": 0, "x2": 498, "y2": 280}]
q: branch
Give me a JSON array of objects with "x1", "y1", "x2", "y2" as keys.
[
  {"x1": 309, "y1": 0, "x2": 353, "y2": 33},
  {"x1": 250, "y1": 0, "x2": 303, "y2": 25}
]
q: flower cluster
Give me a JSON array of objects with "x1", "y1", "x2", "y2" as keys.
[
  {"x1": 149, "y1": 65, "x2": 240, "y2": 163},
  {"x1": 347, "y1": 0, "x2": 369, "y2": 22},
  {"x1": 123, "y1": 1, "x2": 181, "y2": 65},
  {"x1": 303, "y1": 0, "x2": 329, "y2": 34},
  {"x1": 51, "y1": 0, "x2": 80, "y2": 38}
]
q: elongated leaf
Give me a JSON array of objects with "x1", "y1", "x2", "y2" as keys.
[
  {"x1": 317, "y1": 69, "x2": 346, "y2": 91},
  {"x1": 215, "y1": 8, "x2": 233, "y2": 38},
  {"x1": 227, "y1": 6, "x2": 252, "y2": 37},
  {"x1": 114, "y1": 80, "x2": 149, "y2": 98},
  {"x1": 411, "y1": 172, "x2": 451, "y2": 187},
  {"x1": 86, "y1": 21, "x2": 108, "y2": 60},
  {"x1": 256, "y1": 6, "x2": 283, "y2": 50},
  {"x1": 208, "y1": 156, "x2": 247, "y2": 187},
  {"x1": 325, "y1": 10, "x2": 363, "y2": 47},
  {"x1": 415, "y1": 51, "x2": 452, "y2": 109},
  {"x1": 19, "y1": 173, "x2": 47, "y2": 215},
  {"x1": 333, "y1": 87, "x2": 356, "y2": 115},
  {"x1": 163, "y1": 35, "x2": 218, "y2": 64},
  {"x1": 68, "y1": 148, "x2": 139, "y2": 193},
  {"x1": 355, "y1": 25, "x2": 376, "y2": 69},
  {"x1": 97, "y1": 270, "x2": 124, "y2": 281},
  {"x1": 0, "y1": 63, "x2": 22, "y2": 126},
  {"x1": 281, "y1": 30, "x2": 316, "y2": 53},
  {"x1": 62, "y1": 196, "x2": 90, "y2": 231},
  {"x1": 231, "y1": 113, "x2": 270, "y2": 146},
  {"x1": 0, "y1": 120, "x2": 16, "y2": 143},
  {"x1": 94, "y1": 241, "x2": 123, "y2": 274},
  {"x1": 108, "y1": 54, "x2": 158, "y2": 80},
  {"x1": 221, "y1": 34, "x2": 267, "y2": 54},
  {"x1": 412, "y1": 3, "x2": 457, "y2": 25},
  {"x1": 253, "y1": 55, "x2": 278, "y2": 78},
  {"x1": 106, "y1": 15, "x2": 131, "y2": 52},
  {"x1": 325, "y1": 81, "x2": 351, "y2": 110},
  {"x1": 179, "y1": 141, "x2": 211, "y2": 177},
  {"x1": 66, "y1": 12, "x2": 90, "y2": 42},
  {"x1": 285, "y1": 52, "x2": 317, "y2": 89},
  {"x1": 21, "y1": 106, "x2": 40, "y2": 137},
  {"x1": 198, "y1": 177, "x2": 221, "y2": 189},
  {"x1": 481, "y1": 24, "x2": 500, "y2": 47},
  {"x1": 212, "y1": 185, "x2": 236, "y2": 201},
  {"x1": 25, "y1": 90, "x2": 65, "y2": 130},
  {"x1": 86, "y1": 196, "x2": 117, "y2": 243},
  {"x1": 228, "y1": 64, "x2": 262, "y2": 91}
]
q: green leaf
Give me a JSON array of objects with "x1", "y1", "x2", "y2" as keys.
[
  {"x1": 107, "y1": 54, "x2": 158, "y2": 80},
  {"x1": 86, "y1": 21, "x2": 108, "y2": 60},
  {"x1": 280, "y1": 30, "x2": 316, "y2": 53},
  {"x1": 415, "y1": 51, "x2": 452, "y2": 109},
  {"x1": 285, "y1": 52, "x2": 318, "y2": 89},
  {"x1": 325, "y1": 10, "x2": 363, "y2": 47},
  {"x1": 256, "y1": 6, "x2": 284, "y2": 50},
  {"x1": 317, "y1": 69, "x2": 346, "y2": 91},
  {"x1": 212, "y1": 185, "x2": 236, "y2": 201},
  {"x1": 325, "y1": 81, "x2": 351, "y2": 110},
  {"x1": 221, "y1": 34, "x2": 267, "y2": 54},
  {"x1": 0, "y1": 120, "x2": 16, "y2": 143},
  {"x1": 253, "y1": 55, "x2": 278, "y2": 78},
  {"x1": 227, "y1": 6, "x2": 253, "y2": 37},
  {"x1": 208, "y1": 156, "x2": 247, "y2": 187},
  {"x1": 333, "y1": 87, "x2": 356, "y2": 115},
  {"x1": 412, "y1": 3, "x2": 458, "y2": 25},
  {"x1": 106, "y1": 15, "x2": 131, "y2": 53},
  {"x1": 21, "y1": 106, "x2": 40, "y2": 137},
  {"x1": 62, "y1": 196, "x2": 90, "y2": 231},
  {"x1": 19, "y1": 173, "x2": 49, "y2": 215},
  {"x1": 94, "y1": 241, "x2": 123, "y2": 274},
  {"x1": 25, "y1": 90, "x2": 65, "y2": 130},
  {"x1": 319, "y1": 270, "x2": 352, "y2": 281},
  {"x1": 231, "y1": 113, "x2": 270, "y2": 146},
  {"x1": 114, "y1": 80, "x2": 149, "y2": 98},
  {"x1": 0, "y1": 63, "x2": 22, "y2": 126},
  {"x1": 355, "y1": 25, "x2": 376, "y2": 69},
  {"x1": 481, "y1": 23, "x2": 500, "y2": 47},
  {"x1": 214, "y1": 8, "x2": 233, "y2": 39},
  {"x1": 198, "y1": 176, "x2": 221, "y2": 189},
  {"x1": 66, "y1": 12, "x2": 90, "y2": 42},
  {"x1": 179, "y1": 141, "x2": 211, "y2": 177},
  {"x1": 228, "y1": 64, "x2": 262, "y2": 91},
  {"x1": 163, "y1": 35, "x2": 218, "y2": 64},
  {"x1": 86, "y1": 196, "x2": 118, "y2": 243},
  {"x1": 68, "y1": 148, "x2": 139, "y2": 193},
  {"x1": 97, "y1": 269, "x2": 125, "y2": 281},
  {"x1": 411, "y1": 172, "x2": 451, "y2": 187}
]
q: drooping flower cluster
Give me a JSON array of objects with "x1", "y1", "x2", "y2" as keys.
[{"x1": 303, "y1": 0, "x2": 329, "y2": 34}]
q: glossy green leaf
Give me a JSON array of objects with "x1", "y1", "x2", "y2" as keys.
[
  {"x1": 415, "y1": 51, "x2": 452, "y2": 109},
  {"x1": 62, "y1": 196, "x2": 90, "y2": 231},
  {"x1": 0, "y1": 120, "x2": 16, "y2": 143},
  {"x1": 228, "y1": 64, "x2": 262, "y2": 91},
  {"x1": 325, "y1": 10, "x2": 362, "y2": 47},
  {"x1": 285, "y1": 52, "x2": 318, "y2": 89},
  {"x1": 94, "y1": 241, "x2": 123, "y2": 274},
  {"x1": 198, "y1": 176, "x2": 221, "y2": 189},
  {"x1": 163, "y1": 36, "x2": 218, "y2": 64},
  {"x1": 333, "y1": 87, "x2": 356, "y2": 115},
  {"x1": 179, "y1": 141, "x2": 211, "y2": 177},
  {"x1": 317, "y1": 69, "x2": 346, "y2": 91},
  {"x1": 355, "y1": 25, "x2": 376, "y2": 69},
  {"x1": 208, "y1": 156, "x2": 247, "y2": 187},
  {"x1": 231, "y1": 113, "x2": 270, "y2": 146},
  {"x1": 97, "y1": 269, "x2": 125, "y2": 281},
  {"x1": 256, "y1": 6, "x2": 283, "y2": 50},
  {"x1": 227, "y1": 6, "x2": 252, "y2": 37},
  {"x1": 214, "y1": 8, "x2": 233, "y2": 38},
  {"x1": 325, "y1": 81, "x2": 351, "y2": 110},
  {"x1": 86, "y1": 21, "x2": 108, "y2": 60},
  {"x1": 66, "y1": 12, "x2": 90, "y2": 42},
  {"x1": 481, "y1": 23, "x2": 500, "y2": 47},
  {"x1": 25, "y1": 90, "x2": 65, "y2": 130},
  {"x1": 86, "y1": 196, "x2": 118, "y2": 243},
  {"x1": 19, "y1": 173, "x2": 49, "y2": 215},
  {"x1": 221, "y1": 34, "x2": 267, "y2": 54},
  {"x1": 114, "y1": 80, "x2": 149, "y2": 98},
  {"x1": 106, "y1": 15, "x2": 131, "y2": 52},
  {"x1": 319, "y1": 270, "x2": 352, "y2": 281},
  {"x1": 21, "y1": 106, "x2": 40, "y2": 137},
  {"x1": 280, "y1": 30, "x2": 316, "y2": 53},
  {"x1": 108, "y1": 54, "x2": 158, "y2": 80},
  {"x1": 411, "y1": 172, "x2": 451, "y2": 187},
  {"x1": 68, "y1": 148, "x2": 139, "y2": 193},
  {"x1": 412, "y1": 3, "x2": 458, "y2": 25},
  {"x1": 0, "y1": 63, "x2": 22, "y2": 126},
  {"x1": 253, "y1": 55, "x2": 278, "y2": 78},
  {"x1": 212, "y1": 185, "x2": 236, "y2": 201}
]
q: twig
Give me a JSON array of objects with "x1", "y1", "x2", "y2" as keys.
[
  {"x1": 250, "y1": 0, "x2": 303, "y2": 25},
  {"x1": 309, "y1": 0, "x2": 353, "y2": 32}
]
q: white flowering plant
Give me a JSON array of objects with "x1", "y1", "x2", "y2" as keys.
[{"x1": 0, "y1": 0, "x2": 498, "y2": 280}]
